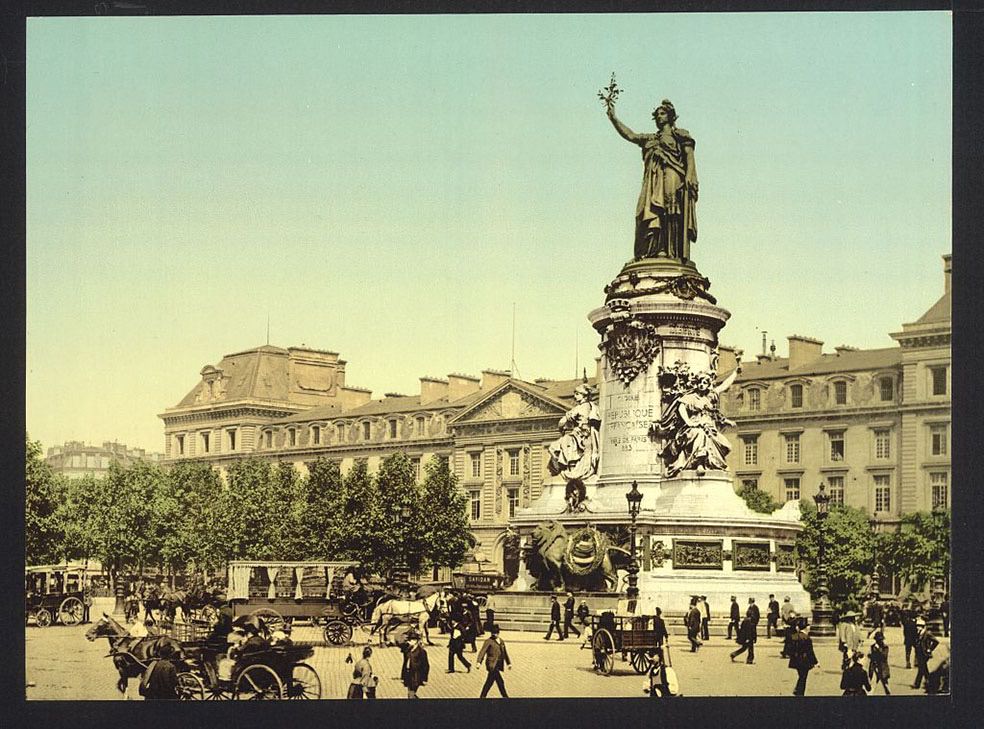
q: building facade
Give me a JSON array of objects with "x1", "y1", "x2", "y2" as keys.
[
  {"x1": 159, "y1": 255, "x2": 951, "y2": 578},
  {"x1": 46, "y1": 440, "x2": 165, "y2": 479}
]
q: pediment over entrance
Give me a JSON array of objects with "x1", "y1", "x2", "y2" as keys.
[{"x1": 450, "y1": 381, "x2": 569, "y2": 425}]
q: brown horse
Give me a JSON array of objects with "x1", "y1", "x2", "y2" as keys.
[{"x1": 85, "y1": 613, "x2": 184, "y2": 699}]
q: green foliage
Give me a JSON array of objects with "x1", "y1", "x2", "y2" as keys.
[
  {"x1": 297, "y1": 457, "x2": 345, "y2": 560},
  {"x1": 796, "y1": 499, "x2": 876, "y2": 612},
  {"x1": 26, "y1": 435, "x2": 64, "y2": 564},
  {"x1": 375, "y1": 452, "x2": 425, "y2": 575},
  {"x1": 420, "y1": 456, "x2": 475, "y2": 569},
  {"x1": 164, "y1": 460, "x2": 228, "y2": 572},
  {"x1": 877, "y1": 510, "x2": 950, "y2": 591},
  {"x1": 337, "y1": 459, "x2": 382, "y2": 571},
  {"x1": 223, "y1": 457, "x2": 283, "y2": 560},
  {"x1": 737, "y1": 484, "x2": 781, "y2": 514},
  {"x1": 57, "y1": 474, "x2": 101, "y2": 564},
  {"x1": 94, "y1": 460, "x2": 166, "y2": 574}
]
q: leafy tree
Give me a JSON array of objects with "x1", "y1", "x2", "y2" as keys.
[
  {"x1": 26, "y1": 435, "x2": 64, "y2": 564},
  {"x1": 93, "y1": 460, "x2": 165, "y2": 579},
  {"x1": 165, "y1": 460, "x2": 228, "y2": 573},
  {"x1": 795, "y1": 499, "x2": 876, "y2": 612},
  {"x1": 375, "y1": 452, "x2": 425, "y2": 575},
  {"x1": 420, "y1": 456, "x2": 475, "y2": 570},
  {"x1": 223, "y1": 457, "x2": 280, "y2": 560},
  {"x1": 737, "y1": 483, "x2": 782, "y2": 514},
  {"x1": 57, "y1": 474, "x2": 103, "y2": 566},
  {"x1": 297, "y1": 457, "x2": 345, "y2": 560},
  {"x1": 877, "y1": 510, "x2": 950, "y2": 593},
  {"x1": 337, "y1": 459, "x2": 381, "y2": 571},
  {"x1": 269, "y1": 461, "x2": 303, "y2": 559}
]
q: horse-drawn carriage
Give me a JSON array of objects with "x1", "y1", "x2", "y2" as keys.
[
  {"x1": 25, "y1": 563, "x2": 89, "y2": 627},
  {"x1": 225, "y1": 560, "x2": 365, "y2": 646}
]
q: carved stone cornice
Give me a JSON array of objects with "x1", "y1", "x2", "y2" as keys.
[{"x1": 605, "y1": 272, "x2": 717, "y2": 305}]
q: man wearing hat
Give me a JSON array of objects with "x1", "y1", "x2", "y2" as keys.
[
  {"x1": 140, "y1": 641, "x2": 181, "y2": 700},
  {"x1": 728, "y1": 595, "x2": 740, "y2": 640},
  {"x1": 868, "y1": 629, "x2": 891, "y2": 694},
  {"x1": 699, "y1": 595, "x2": 711, "y2": 642},
  {"x1": 786, "y1": 615, "x2": 818, "y2": 696},
  {"x1": 476, "y1": 624, "x2": 512, "y2": 698},
  {"x1": 837, "y1": 611, "x2": 860, "y2": 671},
  {"x1": 766, "y1": 594, "x2": 780, "y2": 639},
  {"x1": 563, "y1": 592, "x2": 580, "y2": 639},
  {"x1": 912, "y1": 617, "x2": 933, "y2": 690},
  {"x1": 401, "y1": 630, "x2": 430, "y2": 699},
  {"x1": 544, "y1": 595, "x2": 564, "y2": 641}
]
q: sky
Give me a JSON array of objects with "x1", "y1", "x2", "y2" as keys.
[{"x1": 26, "y1": 12, "x2": 952, "y2": 453}]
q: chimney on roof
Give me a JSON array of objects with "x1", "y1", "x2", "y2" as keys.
[
  {"x1": 835, "y1": 345, "x2": 858, "y2": 356},
  {"x1": 419, "y1": 377, "x2": 449, "y2": 405},
  {"x1": 480, "y1": 369, "x2": 510, "y2": 391},
  {"x1": 943, "y1": 253, "x2": 951, "y2": 295},
  {"x1": 384, "y1": 392, "x2": 407, "y2": 399},
  {"x1": 447, "y1": 373, "x2": 481, "y2": 401},
  {"x1": 787, "y1": 335, "x2": 824, "y2": 369},
  {"x1": 338, "y1": 386, "x2": 372, "y2": 410}
]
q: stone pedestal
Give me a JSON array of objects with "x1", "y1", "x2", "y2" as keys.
[{"x1": 507, "y1": 257, "x2": 811, "y2": 622}]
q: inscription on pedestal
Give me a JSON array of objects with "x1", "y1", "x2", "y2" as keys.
[{"x1": 598, "y1": 366, "x2": 662, "y2": 479}]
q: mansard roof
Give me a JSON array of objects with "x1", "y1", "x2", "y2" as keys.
[
  {"x1": 174, "y1": 345, "x2": 292, "y2": 407},
  {"x1": 736, "y1": 346, "x2": 901, "y2": 382},
  {"x1": 914, "y1": 291, "x2": 951, "y2": 325}
]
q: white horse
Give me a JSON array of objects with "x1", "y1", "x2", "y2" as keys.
[{"x1": 369, "y1": 591, "x2": 440, "y2": 645}]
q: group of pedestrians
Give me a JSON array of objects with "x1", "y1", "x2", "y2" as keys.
[{"x1": 544, "y1": 593, "x2": 583, "y2": 641}]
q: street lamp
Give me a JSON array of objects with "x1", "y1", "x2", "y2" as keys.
[
  {"x1": 810, "y1": 482, "x2": 835, "y2": 636},
  {"x1": 625, "y1": 481, "x2": 643, "y2": 601}
]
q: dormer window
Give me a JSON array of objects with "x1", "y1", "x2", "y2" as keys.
[
  {"x1": 747, "y1": 388, "x2": 761, "y2": 412},
  {"x1": 790, "y1": 384, "x2": 803, "y2": 408},
  {"x1": 834, "y1": 381, "x2": 847, "y2": 405}
]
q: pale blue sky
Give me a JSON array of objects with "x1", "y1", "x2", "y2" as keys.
[{"x1": 26, "y1": 13, "x2": 952, "y2": 452}]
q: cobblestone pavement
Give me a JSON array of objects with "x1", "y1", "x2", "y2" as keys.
[{"x1": 26, "y1": 609, "x2": 938, "y2": 700}]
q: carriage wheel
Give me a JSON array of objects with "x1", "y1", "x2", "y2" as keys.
[
  {"x1": 323, "y1": 619, "x2": 353, "y2": 646},
  {"x1": 177, "y1": 672, "x2": 205, "y2": 700},
  {"x1": 287, "y1": 662, "x2": 322, "y2": 699},
  {"x1": 592, "y1": 629, "x2": 616, "y2": 675},
  {"x1": 35, "y1": 608, "x2": 52, "y2": 628},
  {"x1": 58, "y1": 597, "x2": 84, "y2": 626},
  {"x1": 249, "y1": 608, "x2": 284, "y2": 632},
  {"x1": 234, "y1": 664, "x2": 284, "y2": 700},
  {"x1": 630, "y1": 650, "x2": 653, "y2": 675}
]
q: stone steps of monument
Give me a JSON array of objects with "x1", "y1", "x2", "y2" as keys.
[{"x1": 494, "y1": 605, "x2": 761, "y2": 636}]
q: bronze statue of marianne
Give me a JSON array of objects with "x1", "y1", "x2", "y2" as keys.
[{"x1": 600, "y1": 77, "x2": 698, "y2": 262}]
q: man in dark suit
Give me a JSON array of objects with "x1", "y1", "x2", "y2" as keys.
[
  {"x1": 686, "y1": 597, "x2": 702, "y2": 652},
  {"x1": 730, "y1": 598, "x2": 759, "y2": 664},
  {"x1": 401, "y1": 631, "x2": 430, "y2": 699},
  {"x1": 544, "y1": 595, "x2": 564, "y2": 641},
  {"x1": 476, "y1": 623, "x2": 511, "y2": 698},
  {"x1": 787, "y1": 615, "x2": 819, "y2": 696},
  {"x1": 766, "y1": 594, "x2": 780, "y2": 639},
  {"x1": 728, "y1": 595, "x2": 740, "y2": 640},
  {"x1": 563, "y1": 592, "x2": 580, "y2": 639},
  {"x1": 940, "y1": 593, "x2": 949, "y2": 638},
  {"x1": 699, "y1": 595, "x2": 711, "y2": 641}
]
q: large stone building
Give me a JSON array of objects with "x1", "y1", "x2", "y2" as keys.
[
  {"x1": 46, "y1": 440, "x2": 165, "y2": 479},
  {"x1": 159, "y1": 255, "x2": 950, "y2": 582}
]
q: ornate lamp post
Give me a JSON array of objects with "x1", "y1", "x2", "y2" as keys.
[
  {"x1": 625, "y1": 481, "x2": 644, "y2": 601},
  {"x1": 810, "y1": 482, "x2": 835, "y2": 636}
]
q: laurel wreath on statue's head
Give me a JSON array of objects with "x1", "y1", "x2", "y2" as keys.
[{"x1": 564, "y1": 527, "x2": 607, "y2": 576}]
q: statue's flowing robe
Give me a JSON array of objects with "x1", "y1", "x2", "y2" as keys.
[
  {"x1": 635, "y1": 127, "x2": 697, "y2": 258},
  {"x1": 657, "y1": 391, "x2": 730, "y2": 477},
  {"x1": 548, "y1": 401, "x2": 601, "y2": 481}
]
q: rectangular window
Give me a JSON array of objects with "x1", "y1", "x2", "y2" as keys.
[
  {"x1": 227, "y1": 429, "x2": 236, "y2": 451},
  {"x1": 312, "y1": 425, "x2": 321, "y2": 445},
  {"x1": 416, "y1": 416, "x2": 427, "y2": 437},
  {"x1": 469, "y1": 490, "x2": 481, "y2": 520},
  {"x1": 784, "y1": 477, "x2": 800, "y2": 502},
  {"x1": 931, "y1": 472, "x2": 948, "y2": 510},
  {"x1": 834, "y1": 381, "x2": 847, "y2": 405},
  {"x1": 880, "y1": 377, "x2": 894, "y2": 402},
  {"x1": 388, "y1": 419, "x2": 397, "y2": 439},
  {"x1": 875, "y1": 429, "x2": 891, "y2": 459},
  {"x1": 411, "y1": 457, "x2": 421, "y2": 481},
  {"x1": 201, "y1": 432, "x2": 210, "y2": 454},
  {"x1": 790, "y1": 384, "x2": 803, "y2": 408},
  {"x1": 742, "y1": 436, "x2": 758, "y2": 466},
  {"x1": 874, "y1": 475, "x2": 891, "y2": 513},
  {"x1": 829, "y1": 431, "x2": 845, "y2": 462},
  {"x1": 362, "y1": 422, "x2": 371, "y2": 441},
  {"x1": 288, "y1": 429, "x2": 297, "y2": 447},
  {"x1": 337, "y1": 424, "x2": 345, "y2": 442},
  {"x1": 470, "y1": 452, "x2": 482, "y2": 479},
  {"x1": 931, "y1": 366, "x2": 947, "y2": 396},
  {"x1": 784, "y1": 434, "x2": 800, "y2": 464},
  {"x1": 508, "y1": 487, "x2": 519, "y2": 518},
  {"x1": 265, "y1": 430, "x2": 273, "y2": 448},
  {"x1": 509, "y1": 450, "x2": 521, "y2": 477},
  {"x1": 930, "y1": 424, "x2": 948, "y2": 456},
  {"x1": 748, "y1": 388, "x2": 761, "y2": 412},
  {"x1": 828, "y1": 476, "x2": 845, "y2": 506},
  {"x1": 741, "y1": 478, "x2": 758, "y2": 491},
  {"x1": 176, "y1": 434, "x2": 185, "y2": 456}
]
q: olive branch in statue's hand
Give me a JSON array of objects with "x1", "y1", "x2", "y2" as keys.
[{"x1": 598, "y1": 73, "x2": 621, "y2": 112}]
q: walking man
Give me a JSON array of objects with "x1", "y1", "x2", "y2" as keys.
[
  {"x1": 868, "y1": 630, "x2": 891, "y2": 695},
  {"x1": 477, "y1": 624, "x2": 511, "y2": 698},
  {"x1": 730, "y1": 598, "x2": 759, "y2": 664},
  {"x1": 728, "y1": 595, "x2": 740, "y2": 640},
  {"x1": 902, "y1": 608, "x2": 919, "y2": 669},
  {"x1": 699, "y1": 595, "x2": 711, "y2": 641},
  {"x1": 766, "y1": 594, "x2": 780, "y2": 639},
  {"x1": 563, "y1": 592, "x2": 581, "y2": 639},
  {"x1": 912, "y1": 618, "x2": 932, "y2": 690},
  {"x1": 446, "y1": 619, "x2": 472, "y2": 674},
  {"x1": 401, "y1": 631, "x2": 430, "y2": 699},
  {"x1": 786, "y1": 615, "x2": 819, "y2": 696},
  {"x1": 544, "y1": 595, "x2": 564, "y2": 641},
  {"x1": 686, "y1": 597, "x2": 702, "y2": 652}
]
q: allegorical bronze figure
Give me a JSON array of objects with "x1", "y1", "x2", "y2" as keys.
[{"x1": 600, "y1": 75, "x2": 698, "y2": 262}]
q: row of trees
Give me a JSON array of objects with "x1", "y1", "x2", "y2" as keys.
[
  {"x1": 738, "y1": 484, "x2": 951, "y2": 611},
  {"x1": 26, "y1": 434, "x2": 474, "y2": 582}
]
